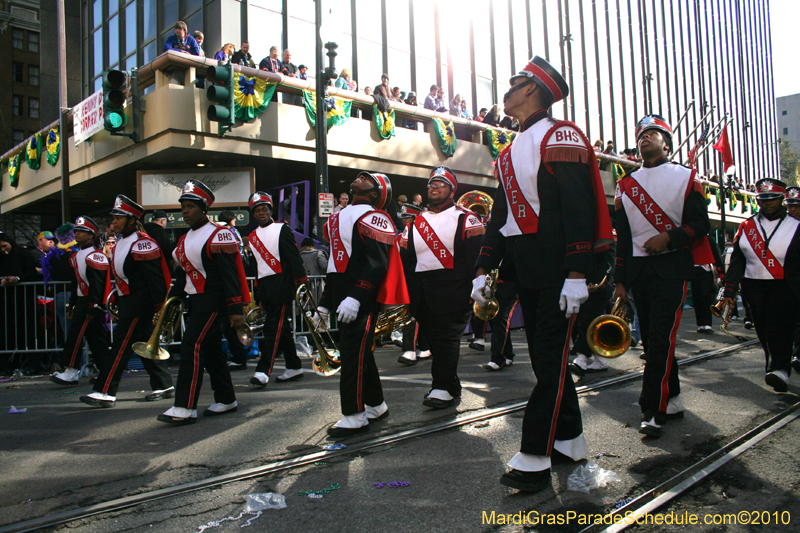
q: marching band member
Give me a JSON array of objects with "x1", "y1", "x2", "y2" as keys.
[
  {"x1": 402, "y1": 167, "x2": 484, "y2": 408},
  {"x1": 614, "y1": 115, "x2": 712, "y2": 437},
  {"x1": 396, "y1": 203, "x2": 431, "y2": 366},
  {"x1": 785, "y1": 186, "x2": 800, "y2": 373},
  {"x1": 247, "y1": 191, "x2": 308, "y2": 388},
  {"x1": 474, "y1": 56, "x2": 613, "y2": 492},
  {"x1": 723, "y1": 178, "x2": 800, "y2": 392},
  {"x1": 80, "y1": 196, "x2": 174, "y2": 408},
  {"x1": 157, "y1": 180, "x2": 250, "y2": 425},
  {"x1": 51, "y1": 216, "x2": 111, "y2": 386},
  {"x1": 320, "y1": 171, "x2": 403, "y2": 437}
]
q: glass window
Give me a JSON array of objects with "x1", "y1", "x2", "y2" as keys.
[
  {"x1": 356, "y1": 0, "x2": 382, "y2": 44},
  {"x1": 13, "y1": 130, "x2": 25, "y2": 144},
  {"x1": 415, "y1": 57, "x2": 437, "y2": 97},
  {"x1": 109, "y1": 0, "x2": 118, "y2": 17},
  {"x1": 125, "y1": 2, "x2": 137, "y2": 55},
  {"x1": 143, "y1": 0, "x2": 156, "y2": 42},
  {"x1": 251, "y1": 0, "x2": 282, "y2": 11},
  {"x1": 248, "y1": 5, "x2": 283, "y2": 68},
  {"x1": 472, "y1": 1, "x2": 491, "y2": 78},
  {"x1": 288, "y1": 17, "x2": 316, "y2": 75},
  {"x1": 12, "y1": 95, "x2": 23, "y2": 116},
  {"x1": 28, "y1": 32, "x2": 39, "y2": 53},
  {"x1": 93, "y1": 0, "x2": 102, "y2": 29},
  {"x1": 511, "y1": 0, "x2": 529, "y2": 61},
  {"x1": 413, "y1": 0, "x2": 435, "y2": 60},
  {"x1": 476, "y1": 77, "x2": 493, "y2": 111},
  {"x1": 356, "y1": 37, "x2": 383, "y2": 92},
  {"x1": 143, "y1": 40, "x2": 157, "y2": 65},
  {"x1": 387, "y1": 0, "x2": 410, "y2": 53},
  {"x1": 93, "y1": 76, "x2": 103, "y2": 93},
  {"x1": 108, "y1": 14, "x2": 119, "y2": 67},
  {"x1": 387, "y1": 48, "x2": 411, "y2": 94},
  {"x1": 93, "y1": 29, "x2": 104, "y2": 76},
  {"x1": 184, "y1": 10, "x2": 203, "y2": 45},
  {"x1": 12, "y1": 62, "x2": 23, "y2": 83},
  {"x1": 186, "y1": 0, "x2": 202, "y2": 16},
  {"x1": 29, "y1": 98, "x2": 39, "y2": 119},
  {"x1": 12, "y1": 28, "x2": 23, "y2": 48},
  {"x1": 783, "y1": 110, "x2": 788, "y2": 116},
  {"x1": 288, "y1": 0, "x2": 315, "y2": 23},
  {"x1": 122, "y1": 54, "x2": 135, "y2": 71},
  {"x1": 493, "y1": 0, "x2": 511, "y2": 85},
  {"x1": 28, "y1": 66, "x2": 39, "y2": 86},
  {"x1": 162, "y1": 0, "x2": 179, "y2": 32},
  {"x1": 785, "y1": 128, "x2": 789, "y2": 136},
  {"x1": 453, "y1": 68, "x2": 472, "y2": 111}
]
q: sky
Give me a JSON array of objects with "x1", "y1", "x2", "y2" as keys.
[{"x1": 769, "y1": 0, "x2": 798, "y2": 97}]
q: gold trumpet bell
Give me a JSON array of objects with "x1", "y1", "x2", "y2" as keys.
[
  {"x1": 132, "y1": 341, "x2": 171, "y2": 360},
  {"x1": 473, "y1": 299, "x2": 499, "y2": 321},
  {"x1": 312, "y1": 349, "x2": 341, "y2": 377},
  {"x1": 586, "y1": 297, "x2": 632, "y2": 359}
]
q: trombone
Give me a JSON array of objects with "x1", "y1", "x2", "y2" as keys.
[
  {"x1": 237, "y1": 307, "x2": 266, "y2": 348},
  {"x1": 296, "y1": 284, "x2": 341, "y2": 376},
  {"x1": 586, "y1": 297, "x2": 632, "y2": 358},
  {"x1": 132, "y1": 295, "x2": 184, "y2": 360}
]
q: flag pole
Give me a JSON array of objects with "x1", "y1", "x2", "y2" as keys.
[
  {"x1": 672, "y1": 100, "x2": 695, "y2": 135},
  {"x1": 695, "y1": 117, "x2": 734, "y2": 161},
  {"x1": 671, "y1": 106, "x2": 715, "y2": 161}
]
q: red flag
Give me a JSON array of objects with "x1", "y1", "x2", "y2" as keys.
[
  {"x1": 377, "y1": 242, "x2": 409, "y2": 305},
  {"x1": 712, "y1": 125, "x2": 734, "y2": 172}
]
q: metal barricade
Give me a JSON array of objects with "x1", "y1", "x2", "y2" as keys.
[{"x1": 0, "y1": 281, "x2": 72, "y2": 354}]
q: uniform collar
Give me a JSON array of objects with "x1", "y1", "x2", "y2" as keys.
[
  {"x1": 642, "y1": 156, "x2": 670, "y2": 168},
  {"x1": 121, "y1": 225, "x2": 137, "y2": 238},
  {"x1": 191, "y1": 216, "x2": 209, "y2": 231},
  {"x1": 79, "y1": 242, "x2": 94, "y2": 250},
  {"x1": 259, "y1": 219, "x2": 274, "y2": 228},
  {"x1": 760, "y1": 208, "x2": 786, "y2": 222},
  {"x1": 521, "y1": 110, "x2": 549, "y2": 132},
  {"x1": 427, "y1": 199, "x2": 454, "y2": 214},
  {"x1": 353, "y1": 198, "x2": 373, "y2": 206}
]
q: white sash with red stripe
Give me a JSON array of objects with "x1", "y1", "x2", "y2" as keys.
[
  {"x1": 498, "y1": 117, "x2": 555, "y2": 237},
  {"x1": 737, "y1": 215, "x2": 800, "y2": 280},
  {"x1": 173, "y1": 222, "x2": 217, "y2": 294},
  {"x1": 250, "y1": 223, "x2": 284, "y2": 278},
  {"x1": 412, "y1": 208, "x2": 460, "y2": 271},
  {"x1": 617, "y1": 164, "x2": 693, "y2": 257},
  {"x1": 71, "y1": 247, "x2": 108, "y2": 297},
  {"x1": 325, "y1": 204, "x2": 373, "y2": 273}
]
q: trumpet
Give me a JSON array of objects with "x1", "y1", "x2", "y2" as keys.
[
  {"x1": 373, "y1": 304, "x2": 414, "y2": 349},
  {"x1": 586, "y1": 297, "x2": 632, "y2": 358},
  {"x1": 473, "y1": 269, "x2": 500, "y2": 321},
  {"x1": 132, "y1": 295, "x2": 184, "y2": 360},
  {"x1": 296, "y1": 284, "x2": 341, "y2": 376},
  {"x1": 237, "y1": 307, "x2": 266, "y2": 348}
]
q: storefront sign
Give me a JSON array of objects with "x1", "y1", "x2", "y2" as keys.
[
  {"x1": 137, "y1": 168, "x2": 255, "y2": 209},
  {"x1": 144, "y1": 210, "x2": 249, "y2": 229},
  {"x1": 73, "y1": 91, "x2": 105, "y2": 145}
]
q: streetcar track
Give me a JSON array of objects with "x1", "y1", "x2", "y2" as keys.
[{"x1": 0, "y1": 339, "x2": 761, "y2": 533}]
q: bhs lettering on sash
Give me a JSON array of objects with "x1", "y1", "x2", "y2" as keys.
[{"x1": 554, "y1": 129, "x2": 580, "y2": 143}]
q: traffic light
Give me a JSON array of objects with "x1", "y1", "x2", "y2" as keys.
[
  {"x1": 103, "y1": 69, "x2": 128, "y2": 132},
  {"x1": 207, "y1": 64, "x2": 235, "y2": 136}
]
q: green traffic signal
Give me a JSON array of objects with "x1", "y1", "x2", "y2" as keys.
[
  {"x1": 206, "y1": 64, "x2": 235, "y2": 135},
  {"x1": 103, "y1": 69, "x2": 128, "y2": 132}
]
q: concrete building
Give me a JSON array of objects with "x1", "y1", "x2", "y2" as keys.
[{"x1": 777, "y1": 93, "x2": 800, "y2": 151}]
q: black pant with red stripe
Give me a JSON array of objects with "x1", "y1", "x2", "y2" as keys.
[
  {"x1": 742, "y1": 278, "x2": 798, "y2": 375},
  {"x1": 517, "y1": 286, "x2": 582, "y2": 456},
  {"x1": 489, "y1": 295, "x2": 518, "y2": 365},
  {"x1": 93, "y1": 316, "x2": 173, "y2": 397},
  {"x1": 632, "y1": 261, "x2": 687, "y2": 423},
  {"x1": 255, "y1": 301, "x2": 302, "y2": 375},
  {"x1": 339, "y1": 305, "x2": 383, "y2": 416},
  {"x1": 691, "y1": 266, "x2": 716, "y2": 327},
  {"x1": 401, "y1": 321, "x2": 429, "y2": 352},
  {"x1": 58, "y1": 304, "x2": 110, "y2": 372},
  {"x1": 175, "y1": 311, "x2": 235, "y2": 410},
  {"x1": 416, "y1": 300, "x2": 472, "y2": 398}
]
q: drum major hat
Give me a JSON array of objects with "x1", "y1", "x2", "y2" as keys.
[
  {"x1": 110, "y1": 194, "x2": 144, "y2": 219},
  {"x1": 755, "y1": 178, "x2": 787, "y2": 201},
  {"x1": 73, "y1": 216, "x2": 99, "y2": 235},
  {"x1": 509, "y1": 56, "x2": 569, "y2": 105},
  {"x1": 357, "y1": 171, "x2": 393, "y2": 211},
  {"x1": 178, "y1": 180, "x2": 215, "y2": 210},
  {"x1": 785, "y1": 186, "x2": 800, "y2": 205},
  {"x1": 248, "y1": 191, "x2": 273, "y2": 211},
  {"x1": 400, "y1": 203, "x2": 422, "y2": 218},
  {"x1": 636, "y1": 115, "x2": 673, "y2": 151},
  {"x1": 428, "y1": 166, "x2": 458, "y2": 193}
]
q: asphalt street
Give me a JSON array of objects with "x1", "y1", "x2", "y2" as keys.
[{"x1": 0, "y1": 310, "x2": 798, "y2": 532}]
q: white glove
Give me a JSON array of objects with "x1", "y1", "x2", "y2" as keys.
[
  {"x1": 559, "y1": 278, "x2": 590, "y2": 318},
  {"x1": 471, "y1": 275, "x2": 489, "y2": 306},
  {"x1": 336, "y1": 297, "x2": 360, "y2": 324},
  {"x1": 313, "y1": 306, "x2": 330, "y2": 328}
]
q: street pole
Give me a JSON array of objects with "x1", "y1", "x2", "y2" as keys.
[
  {"x1": 314, "y1": 0, "x2": 338, "y2": 240},
  {"x1": 719, "y1": 176, "x2": 727, "y2": 248},
  {"x1": 57, "y1": 0, "x2": 71, "y2": 222}
]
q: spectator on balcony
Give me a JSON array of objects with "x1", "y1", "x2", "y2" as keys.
[
  {"x1": 475, "y1": 108, "x2": 488, "y2": 122},
  {"x1": 460, "y1": 100, "x2": 472, "y2": 120},
  {"x1": 483, "y1": 104, "x2": 500, "y2": 126},
  {"x1": 193, "y1": 31, "x2": 205, "y2": 57},
  {"x1": 334, "y1": 192, "x2": 349, "y2": 213},
  {"x1": 281, "y1": 49, "x2": 298, "y2": 78},
  {"x1": 213, "y1": 43, "x2": 235, "y2": 62},
  {"x1": 298, "y1": 64, "x2": 308, "y2": 80},
  {"x1": 449, "y1": 94, "x2": 463, "y2": 116},
  {"x1": 163, "y1": 21, "x2": 200, "y2": 56},
  {"x1": 259, "y1": 46, "x2": 284, "y2": 73},
  {"x1": 231, "y1": 42, "x2": 256, "y2": 68},
  {"x1": 424, "y1": 85, "x2": 439, "y2": 111},
  {"x1": 499, "y1": 115, "x2": 519, "y2": 131},
  {"x1": 435, "y1": 87, "x2": 448, "y2": 111},
  {"x1": 393, "y1": 87, "x2": 405, "y2": 101},
  {"x1": 336, "y1": 68, "x2": 356, "y2": 91},
  {"x1": 404, "y1": 92, "x2": 419, "y2": 130},
  {"x1": 374, "y1": 74, "x2": 392, "y2": 99}
]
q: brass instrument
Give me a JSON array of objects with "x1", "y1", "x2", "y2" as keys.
[
  {"x1": 587, "y1": 269, "x2": 611, "y2": 293},
  {"x1": 457, "y1": 190, "x2": 494, "y2": 218},
  {"x1": 105, "y1": 290, "x2": 119, "y2": 320},
  {"x1": 132, "y1": 295, "x2": 184, "y2": 360},
  {"x1": 296, "y1": 284, "x2": 341, "y2": 376},
  {"x1": 237, "y1": 307, "x2": 266, "y2": 348},
  {"x1": 711, "y1": 289, "x2": 746, "y2": 340},
  {"x1": 586, "y1": 297, "x2": 632, "y2": 358},
  {"x1": 473, "y1": 269, "x2": 500, "y2": 321},
  {"x1": 373, "y1": 304, "x2": 414, "y2": 349}
]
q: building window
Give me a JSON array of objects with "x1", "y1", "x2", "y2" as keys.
[
  {"x1": 12, "y1": 96, "x2": 23, "y2": 116},
  {"x1": 28, "y1": 66, "x2": 39, "y2": 86},
  {"x1": 12, "y1": 29, "x2": 23, "y2": 49},
  {"x1": 785, "y1": 127, "x2": 790, "y2": 136},
  {"x1": 13, "y1": 130, "x2": 25, "y2": 144},
  {"x1": 28, "y1": 32, "x2": 39, "y2": 53},
  {"x1": 783, "y1": 110, "x2": 788, "y2": 116},
  {"x1": 12, "y1": 62, "x2": 24, "y2": 83},
  {"x1": 29, "y1": 98, "x2": 40, "y2": 119}
]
